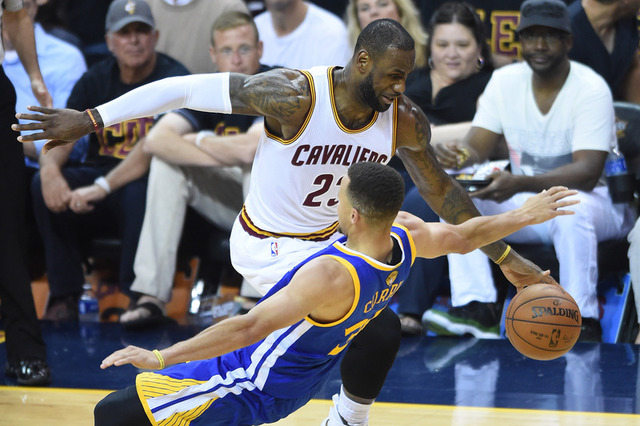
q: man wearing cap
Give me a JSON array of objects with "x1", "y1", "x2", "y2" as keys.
[
  {"x1": 423, "y1": 0, "x2": 635, "y2": 342},
  {"x1": 30, "y1": 0, "x2": 189, "y2": 320}
]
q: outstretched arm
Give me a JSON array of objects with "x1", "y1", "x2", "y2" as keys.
[
  {"x1": 399, "y1": 186, "x2": 578, "y2": 260},
  {"x1": 13, "y1": 69, "x2": 310, "y2": 152},
  {"x1": 395, "y1": 97, "x2": 560, "y2": 288},
  {"x1": 100, "y1": 258, "x2": 353, "y2": 370}
]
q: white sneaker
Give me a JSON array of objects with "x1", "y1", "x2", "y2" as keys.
[{"x1": 320, "y1": 394, "x2": 368, "y2": 426}]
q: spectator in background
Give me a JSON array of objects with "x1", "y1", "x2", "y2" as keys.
[
  {"x1": 2, "y1": 0, "x2": 87, "y2": 169},
  {"x1": 255, "y1": 0, "x2": 351, "y2": 68},
  {"x1": 568, "y1": 0, "x2": 640, "y2": 102},
  {"x1": 61, "y1": 0, "x2": 113, "y2": 67},
  {"x1": 94, "y1": 11, "x2": 269, "y2": 329},
  {"x1": 1, "y1": 0, "x2": 52, "y2": 386},
  {"x1": 345, "y1": 0, "x2": 428, "y2": 69},
  {"x1": 394, "y1": 1, "x2": 496, "y2": 335},
  {"x1": 3, "y1": 0, "x2": 87, "y2": 284},
  {"x1": 422, "y1": 0, "x2": 635, "y2": 342},
  {"x1": 146, "y1": 0, "x2": 249, "y2": 74},
  {"x1": 31, "y1": 0, "x2": 189, "y2": 320}
]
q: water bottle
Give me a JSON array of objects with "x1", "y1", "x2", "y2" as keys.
[
  {"x1": 605, "y1": 145, "x2": 628, "y2": 177},
  {"x1": 605, "y1": 143, "x2": 634, "y2": 203},
  {"x1": 78, "y1": 283, "x2": 100, "y2": 322}
]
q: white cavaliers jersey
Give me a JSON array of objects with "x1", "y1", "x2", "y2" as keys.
[{"x1": 240, "y1": 66, "x2": 398, "y2": 240}]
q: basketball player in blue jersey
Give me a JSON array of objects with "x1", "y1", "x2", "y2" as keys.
[
  {"x1": 93, "y1": 162, "x2": 577, "y2": 426},
  {"x1": 14, "y1": 19, "x2": 562, "y2": 426}
]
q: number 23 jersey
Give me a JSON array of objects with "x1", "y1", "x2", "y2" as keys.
[{"x1": 243, "y1": 66, "x2": 398, "y2": 238}]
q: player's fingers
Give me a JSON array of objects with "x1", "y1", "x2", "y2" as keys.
[
  {"x1": 552, "y1": 189, "x2": 578, "y2": 200},
  {"x1": 545, "y1": 186, "x2": 568, "y2": 194},
  {"x1": 12, "y1": 121, "x2": 46, "y2": 133},
  {"x1": 26, "y1": 105, "x2": 57, "y2": 114}
]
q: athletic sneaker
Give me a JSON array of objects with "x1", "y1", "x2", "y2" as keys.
[
  {"x1": 321, "y1": 394, "x2": 368, "y2": 426},
  {"x1": 422, "y1": 301, "x2": 501, "y2": 339}
]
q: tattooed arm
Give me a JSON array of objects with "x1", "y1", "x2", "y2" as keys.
[
  {"x1": 394, "y1": 96, "x2": 556, "y2": 288},
  {"x1": 13, "y1": 69, "x2": 312, "y2": 151}
]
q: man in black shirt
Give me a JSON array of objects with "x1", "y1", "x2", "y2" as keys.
[
  {"x1": 31, "y1": 0, "x2": 189, "y2": 320},
  {"x1": 86, "y1": 11, "x2": 270, "y2": 328}
]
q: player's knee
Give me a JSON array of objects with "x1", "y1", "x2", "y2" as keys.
[{"x1": 94, "y1": 393, "x2": 115, "y2": 426}]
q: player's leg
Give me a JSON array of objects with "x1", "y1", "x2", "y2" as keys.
[
  {"x1": 94, "y1": 386, "x2": 151, "y2": 426},
  {"x1": 325, "y1": 307, "x2": 401, "y2": 426}
]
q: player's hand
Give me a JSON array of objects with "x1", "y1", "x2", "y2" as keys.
[
  {"x1": 498, "y1": 249, "x2": 560, "y2": 291},
  {"x1": 69, "y1": 184, "x2": 107, "y2": 214},
  {"x1": 100, "y1": 345, "x2": 161, "y2": 370},
  {"x1": 516, "y1": 186, "x2": 579, "y2": 224},
  {"x1": 13, "y1": 106, "x2": 93, "y2": 153},
  {"x1": 40, "y1": 167, "x2": 72, "y2": 212}
]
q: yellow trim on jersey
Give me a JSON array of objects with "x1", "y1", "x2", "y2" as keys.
[
  {"x1": 332, "y1": 237, "x2": 402, "y2": 270},
  {"x1": 137, "y1": 373, "x2": 160, "y2": 426},
  {"x1": 137, "y1": 372, "x2": 213, "y2": 426},
  {"x1": 305, "y1": 255, "x2": 360, "y2": 328},
  {"x1": 264, "y1": 69, "x2": 316, "y2": 145},
  {"x1": 159, "y1": 400, "x2": 216, "y2": 426},
  {"x1": 391, "y1": 99, "x2": 398, "y2": 156},
  {"x1": 240, "y1": 206, "x2": 339, "y2": 241},
  {"x1": 391, "y1": 222, "x2": 416, "y2": 267},
  {"x1": 328, "y1": 67, "x2": 380, "y2": 134}
]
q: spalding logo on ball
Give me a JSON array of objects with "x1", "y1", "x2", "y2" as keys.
[{"x1": 505, "y1": 284, "x2": 582, "y2": 360}]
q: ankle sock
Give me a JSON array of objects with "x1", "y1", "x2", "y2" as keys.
[{"x1": 336, "y1": 385, "x2": 372, "y2": 425}]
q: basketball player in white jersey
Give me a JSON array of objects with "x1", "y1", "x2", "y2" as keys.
[{"x1": 14, "y1": 19, "x2": 557, "y2": 426}]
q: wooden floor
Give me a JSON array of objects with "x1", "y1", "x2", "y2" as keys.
[
  {"x1": 2, "y1": 319, "x2": 639, "y2": 425},
  {"x1": 1, "y1": 386, "x2": 639, "y2": 426}
]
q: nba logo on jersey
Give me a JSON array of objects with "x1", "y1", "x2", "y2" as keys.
[{"x1": 271, "y1": 242, "x2": 279, "y2": 257}]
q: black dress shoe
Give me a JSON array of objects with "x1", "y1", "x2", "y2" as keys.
[{"x1": 5, "y1": 359, "x2": 52, "y2": 386}]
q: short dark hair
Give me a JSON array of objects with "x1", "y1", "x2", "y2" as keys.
[
  {"x1": 354, "y1": 18, "x2": 415, "y2": 61},
  {"x1": 347, "y1": 162, "x2": 405, "y2": 225},
  {"x1": 210, "y1": 11, "x2": 259, "y2": 47}
]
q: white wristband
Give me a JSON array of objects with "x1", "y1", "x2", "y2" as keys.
[
  {"x1": 195, "y1": 130, "x2": 215, "y2": 148},
  {"x1": 94, "y1": 176, "x2": 111, "y2": 194}
]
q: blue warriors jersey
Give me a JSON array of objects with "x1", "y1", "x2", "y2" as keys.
[{"x1": 135, "y1": 224, "x2": 415, "y2": 426}]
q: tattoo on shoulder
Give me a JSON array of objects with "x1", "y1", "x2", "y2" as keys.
[{"x1": 236, "y1": 70, "x2": 310, "y2": 119}]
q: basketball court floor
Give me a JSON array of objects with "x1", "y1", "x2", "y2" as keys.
[{"x1": 1, "y1": 320, "x2": 639, "y2": 425}]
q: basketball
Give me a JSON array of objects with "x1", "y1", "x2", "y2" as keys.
[{"x1": 505, "y1": 284, "x2": 582, "y2": 361}]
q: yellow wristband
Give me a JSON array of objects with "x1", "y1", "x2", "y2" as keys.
[
  {"x1": 494, "y1": 245, "x2": 511, "y2": 265},
  {"x1": 152, "y1": 349, "x2": 165, "y2": 369}
]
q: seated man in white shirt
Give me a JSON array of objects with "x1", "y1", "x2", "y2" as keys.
[{"x1": 423, "y1": 0, "x2": 635, "y2": 342}]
